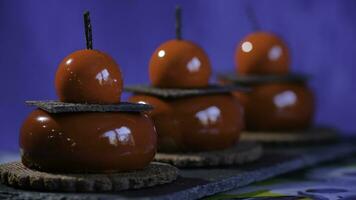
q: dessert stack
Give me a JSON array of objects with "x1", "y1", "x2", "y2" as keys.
[
  {"x1": 0, "y1": 11, "x2": 178, "y2": 192},
  {"x1": 126, "y1": 6, "x2": 263, "y2": 167},
  {"x1": 219, "y1": 31, "x2": 338, "y2": 144}
]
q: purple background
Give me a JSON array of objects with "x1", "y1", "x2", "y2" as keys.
[{"x1": 1, "y1": 0, "x2": 356, "y2": 151}]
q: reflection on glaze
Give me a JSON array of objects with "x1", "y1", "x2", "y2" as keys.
[
  {"x1": 65, "y1": 58, "x2": 73, "y2": 65},
  {"x1": 273, "y1": 90, "x2": 297, "y2": 108},
  {"x1": 158, "y1": 50, "x2": 165, "y2": 58},
  {"x1": 55, "y1": 49, "x2": 123, "y2": 104},
  {"x1": 268, "y1": 45, "x2": 283, "y2": 61},
  {"x1": 241, "y1": 41, "x2": 253, "y2": 53},
  {"x1": 37, "y1": 116, "x2": 49, "y2": 122},
  {"x1": 195, "y1": 106, "x2": 221, "y2": 126},
  {"x1": 149, "y1": 39, "x2": 211, "y2": 88},
  {"x1": 187, "y1": 57, "x2": 201, "y2": 72},
  {"x1": 95, "y1": 69, "x2": 110, "y2": 85},
  {"x1": 102, "y1": 126, "x2": 134, "y2": 146},
  {"x1": 20, "y1": 109, "x2": 157, "y2": 173},
  {"x1": 137, "y1": 101, "x2": 147, "y2": 104}
]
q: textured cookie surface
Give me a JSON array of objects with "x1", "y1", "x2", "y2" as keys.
[
  {"x1": 155, "y1": 142, "x2": 263, "y2": 168},
  {"x1": 124, "y1": 84, "x2": 249, "y2": 98},
  {"x1": 0, "y1": 162, "x2": 178, "y2": 192},
  {"x1": 218, "y1": 73, "x2": 309, "y2": 85},
  {"x1": 26, "y1": 100, "x2": 153, "y2": 113},
  {"x1": 240, "y1": 126, "x2": 339, "y2": 145}
]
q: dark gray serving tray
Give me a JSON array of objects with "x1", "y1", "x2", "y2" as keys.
[{"x1": 0, "y1": 141, "x2": 355, "y2": 200}]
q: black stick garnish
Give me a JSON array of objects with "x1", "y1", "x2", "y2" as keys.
[
  {"x1": 245, "y1": 3, "x2": 260, "y2": 31},
  {"x1": 175, "y1": 5, "x2": 182, "y2": 40},
  {"x1": 83, "y1": 11, "x2": 93, "y2": 49}
]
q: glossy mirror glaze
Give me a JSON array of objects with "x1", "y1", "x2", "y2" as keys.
[
  {"x1": 149, "y1": 39, "x2": 211, "y2": 88},
  {"x1": 20, "y1": 109, "x2": 157, "y2": 173},
  {"x1": 233, "y1": 83, "x2": 314, "y2": 131},
  {"x1": 236, "y1": 32, "x2": 290, "y2": 75},
  {"x1": 55, "y1": 49, "x2": 123, "y2": 104},
  {"x1": 130, "y1": 94, "x2": 243, "y2": 152}
]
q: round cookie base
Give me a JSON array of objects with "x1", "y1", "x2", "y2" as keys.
[
  {"x1": 240, "y1": 126, "x2": 339, "y2": 145},
  {"x1": 0, "y1": 162, "x2": 178, "y2": 192},
  {"x1": 154, "y1": 141, "x2": 263, "y2": 168}
]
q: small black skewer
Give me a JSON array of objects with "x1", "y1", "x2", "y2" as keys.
[
  {"x1": 83, "y1": 11, "x2": 93, "y2": 49},
  {"x1": 175, "y1": 5, "x2": 182, "y2": 40},
  {"x1": 245, "y1": 3, "x2": 260, "y2": 31}
]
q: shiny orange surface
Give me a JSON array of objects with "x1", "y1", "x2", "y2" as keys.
[
  {"x1": 233, "y1": 83, "x2": 314, "y2": 131},
  {"x1": 130, "y1": 94, "x2": 243, "y2": 152},
  {"x1": 149, "y1": 39, "x2": 211, "y2": 88},
  {"x1": 236, "y1": 32, "x2": 290, "y2": 75},
  {"x1": 20, "y1": 109, "x2": 157, "y2": 173},
  {"x1": 55, "y1": 49, "x2": 123, "y2": 104}
]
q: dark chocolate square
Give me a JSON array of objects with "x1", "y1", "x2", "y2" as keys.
[
  {"x1": 124, "y1": 84, "x2": 249, "y2": 98},
  {"x1": 218, "y1": 73, "x2": 310, "y2": 85},
  {"x1": 25, "y1": 100, "x2": 153, "y2": 113}
]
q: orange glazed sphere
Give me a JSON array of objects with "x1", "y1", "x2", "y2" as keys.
[
  {"x1": 149, "y1": 39, "x2": 212, "y2": 88},
  {"x1": 233, "y1": 83, "x2": 314, "y2": 131},
  {"x1": 55, "y1": 49, "x2": 123, "y2": 104},
  {"x1": 236, "y1": 32, "x2": 290, "y2": 75},
  {"x1": 20, "y1": 109, "x2": 157, "y2": 173},
  {"x1": 130, "y1": 94, "x2": 243, "y2": 152}
]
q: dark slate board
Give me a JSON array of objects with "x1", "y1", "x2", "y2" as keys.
[
  {"x1": 218, "y1": 73, "x2": 310, "y2": 85},
  {"x1": 26, "y1": 100, "x2": 153, "y2": 113},
  {"x1": 124, "y1": 84, "x2": 250, "y2": 98},
  {"x1": 0, "y1": 142, "x2": 354, "y2": 200},
  {"x1": 155, "y1": 142, "x2": 263, "y2": 168},
  {"x1": 240, "y1": 126, "x2": 339, "y2": 145}
]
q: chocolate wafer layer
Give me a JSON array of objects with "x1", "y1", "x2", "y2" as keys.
[
  {"x1": 124, "y1": 84, "x2": 249, "y2": 98},
  {"x1": 218, "y1": 73, "x2": 310, "y2": 85},
  {"x1": 26, "y1": 100, "x2": 153, "y2": 113}
]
